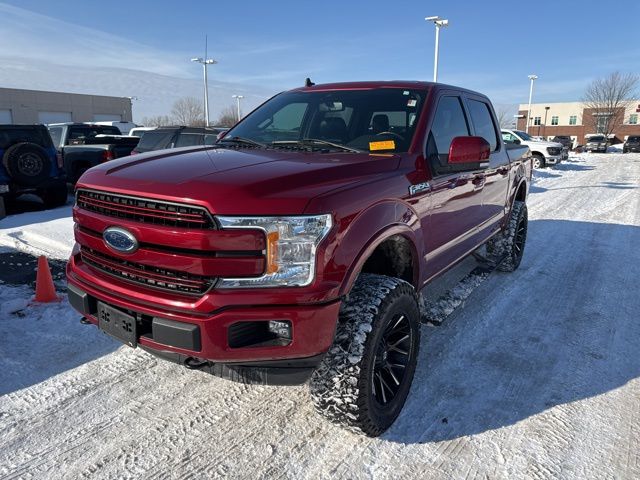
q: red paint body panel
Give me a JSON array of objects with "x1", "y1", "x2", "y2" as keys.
[{"x1": 67, "y1": 81, "x2": 531, "y2": 366}]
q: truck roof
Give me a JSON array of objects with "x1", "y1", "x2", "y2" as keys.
[{"x1": 290, "y1": 80, "x2": 486, "y2": 97}]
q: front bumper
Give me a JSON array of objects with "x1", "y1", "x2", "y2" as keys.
[
  {"x1": 545, "y1": 154, "x2": 564, "y2": 164},
  {"x1": 67, "y1": 261, "x2": 341, "y2": 383}
]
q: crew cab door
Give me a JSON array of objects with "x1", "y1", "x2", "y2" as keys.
[
  {"x1": 422, "y1": 95, "x2": 488, "y2": 280},
  {"x1": 463, "y1": 95, "x2": 510, "y2": 240}
]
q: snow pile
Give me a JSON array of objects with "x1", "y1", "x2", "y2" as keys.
[{"x1": 0, "y1": 205, "x2": 75, "y2": 259}]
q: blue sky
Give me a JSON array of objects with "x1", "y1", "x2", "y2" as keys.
[{"x1": 1, "y1": 0, "x2": 638, "y2": 120}]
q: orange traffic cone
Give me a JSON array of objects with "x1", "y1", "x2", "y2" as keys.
[{"x1": 34, "y1": 255, "x2": 59, "y2": 303}]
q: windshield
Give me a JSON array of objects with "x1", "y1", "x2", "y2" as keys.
[
  {"x1": 589, "y1": 136, "x2": 605, "y2": 142},
  {"x1": 513, "y1": 130, "x2": 533, "y2": 141},
  {"x1": 627, "y1": 136, "x2": 640, "y2": 142},
  {"x1": 221, "y1": 88, "x2": 428, "y2": 153}
]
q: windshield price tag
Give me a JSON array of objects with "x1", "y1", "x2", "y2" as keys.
[{"x1": 369, "y1": 140, "x2": 396, "y2": 151}]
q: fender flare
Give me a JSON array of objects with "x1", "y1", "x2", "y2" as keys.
[{"x1": 338, "y1": 223, "x2": 421, "y2": 297}]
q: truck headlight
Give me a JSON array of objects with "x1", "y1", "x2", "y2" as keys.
[{"x1": 216, "y1": 214, "x2": 332, "y2": 288}]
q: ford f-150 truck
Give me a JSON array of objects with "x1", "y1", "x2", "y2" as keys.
[{"x1": 67, "y1": 81, "x2": 532, "y2": 436}]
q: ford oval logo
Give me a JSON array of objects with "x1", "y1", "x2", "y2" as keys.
[{"x1": 103, "y1": 227, "x2": 138, "y2": 253}]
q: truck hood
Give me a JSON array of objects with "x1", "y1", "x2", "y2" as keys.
[
  {"x1": 524, "y1": 140, "x2": 563, "y2": 149},
  {"x1": 78, "y1": 146, "x2": 401, "y2": 215}
]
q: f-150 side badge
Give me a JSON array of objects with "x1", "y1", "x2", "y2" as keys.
[{"x1": 409, "y1": 182, "x2": 431, "y2": 195}]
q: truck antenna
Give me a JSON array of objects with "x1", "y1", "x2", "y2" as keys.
[{"x1": 305, "y1": 78, "x2": 315, "y2": 87}]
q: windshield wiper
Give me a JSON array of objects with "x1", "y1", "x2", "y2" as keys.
[
  {"x1": 272, "y1": 138, "x2": 363, "y2": 153},
  {"x1": 218, "y1": 136, "x2": 267, "y2": 148}
]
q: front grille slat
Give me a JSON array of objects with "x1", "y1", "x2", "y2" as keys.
[
  {"x1": 81, "y1": 247, "x2": 215, "y2": 296},
  {"x1": 76, "y1": 189, "x2": 214, "y2": 229}
]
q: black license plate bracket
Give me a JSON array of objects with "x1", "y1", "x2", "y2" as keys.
[{"x1": 97, "y1": 302, "x2": 137, "y2": 348}]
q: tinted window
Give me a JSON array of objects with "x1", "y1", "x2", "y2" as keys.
[
  {"x1": 175, "y1": 133, "x2": 204, "y2": 148},
  {"x1": 135, "y1": 130, "x2": 176, "y2": 152},
  {"x1": 68, "y1": 126, "x2": 121, "y2": 143},
  {"x1": 467, "y1": 99, "x2": 498, "y2": 151},
  {"x1": 502, "y1": 132, "x2": 518, "y2": 143},
  {"x1": 430, "y1": 96, "x2": 470, "y2": 157},
  {"x1": 627, "y1": 136, "x2": 640, "y2": 142}
]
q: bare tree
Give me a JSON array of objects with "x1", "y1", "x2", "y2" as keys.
[
  {"x1": 140, "y1": 115, "x2": 173, "y2": 127},
  {"x1": 582, "y1": 72, "x2": 639, "y2": 136},
  {"x1": 494, "y1": 104, "x2": 517, "y2": 128},
  {"x1": 215, "y1": 105, "x2": 239, "y2": 128},
  {"x1": 171, "y1": 97, "x2": 205, "y2": 126}
]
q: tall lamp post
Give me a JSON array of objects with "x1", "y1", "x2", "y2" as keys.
[
  {"x1": 543, "y1": 106, "x2": 550, "y2": 139},
  {"x1": 191, "y1": 56, "x2": 217, "y2": 127},
  {"x1": 526, "y1": 74, "x2": 538, "y2": 134},
  {"x1": 232, "y1": 95, "x2": 244, "y2": 121},
  {"x1": 425, "y1": 16, "x2": 449, "y2": 83}
]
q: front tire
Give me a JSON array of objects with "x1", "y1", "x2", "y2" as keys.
[
  {"x1": 310, "y1": 274, "x2": 421, "y2": 436},
  {"x1": 532, "y1": 153, "x2": 546, "y2": 169}
]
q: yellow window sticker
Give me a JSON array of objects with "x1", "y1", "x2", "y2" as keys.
[{"x1": 369, "y1": 140, "x2": 396, "y2": 151}]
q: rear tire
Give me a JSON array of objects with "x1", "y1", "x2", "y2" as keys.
[
  {"x1": 487, "y1": 201, "x2": 528, "y2": 272},
  {"x1": 2, "y1": 142, "x2": 51, "y2": 186},
  {"x1": 310, "y1": 274, "x2": 421, "y2": 436},
  {"x1": 532, "y1": 153, "x2": 546, "y2": 169}
]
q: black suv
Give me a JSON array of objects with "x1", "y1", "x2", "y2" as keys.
[
  {"x1": 0, "y1": 125, "x2": 67, "y2": 211},
  {"x1": 131, "y1": 126, "x2": 225, "y2": 154},
  {"x1": 552, "y1": 135, "x2": 573, "y2": 150},
  {"x1": 623, "y1": 136, "x2": 640, "y2": 153}
]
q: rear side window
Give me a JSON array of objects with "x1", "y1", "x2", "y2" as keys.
[
  {"x1": 466, "y1": 99, "x2": 498, "y2": 151},
  {"x1": 175, "y1": 133, "x2": 204, "y2": 148},
  {"x1": 135, "y1": 130, "x2": 176, "y2": 152},
  {"x1": 429, "y1": 96, "x2": 470, "y2": 158}
]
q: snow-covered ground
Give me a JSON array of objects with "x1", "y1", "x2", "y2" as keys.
[{"x1": 1, "y1": 152, "x2": 639, "y2": 479}]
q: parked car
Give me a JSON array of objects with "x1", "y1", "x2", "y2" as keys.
[
  {"x1": 92, "y1": 121, "x2": 138, "y2": 135},
  {"x1": 552, "y1": 135, "x2": 573, "y2": 150},
  {"x1": 584, "y1": 135, "x2": 608, "y2": 153},
  {"x1": 67, "y1": 81, "x2": 532, "y2": 436},
  {"x1": 128, "y1": 127, "x2": 156, "y2": 138},
  {"x1": 0, "y1": 124, "x2": 67, "y2": 209},
  {"x1": 501, "y1": 129, "x2": 566, "y2": 168},
  {"x1": 63, "y1": 135, "x2": 140, "y2": 184},
  {"x1": 623, "y1": 135, "x2": 640, "y2": 153},
  {"x1": 130, "y1": 126, "x2": 224, "y2": 154}
]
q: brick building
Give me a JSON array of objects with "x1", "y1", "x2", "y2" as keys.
[{"x1": 516, "y1": 100, "x2": 640, "y2": 146}]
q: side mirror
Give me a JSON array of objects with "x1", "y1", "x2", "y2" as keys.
[{"x1": 448, "y1": 136, "x2": 491, "y2": 164}]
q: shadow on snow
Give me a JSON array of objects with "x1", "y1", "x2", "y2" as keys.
[{"x1": 386, "y1": 219, "x2": 640, "y2": 443}]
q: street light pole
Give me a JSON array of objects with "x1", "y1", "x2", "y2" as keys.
[
  {"x1": 232, "y1": 95, "x2": 244, "y2": 121},
  {"x1": 543, "y1": 106, "x2": 550, "y2": 139},
  {"x1": 191, "y1": 57, "x2": 217, "y2": 126},
  {"x1": 425, "y1": 16, "x2": 449, "y2": 83},
  {"x1": 526, "y1": 74, "x2": 538, "y2": 134}
]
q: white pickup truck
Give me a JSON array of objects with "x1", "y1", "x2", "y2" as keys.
[{"x1": 501, "y1": 129, "x2": 567, "y2": 168}]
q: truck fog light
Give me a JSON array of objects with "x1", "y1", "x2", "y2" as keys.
[{"x1": 268, "y1": 320, "x2": 292, "y2": 340}]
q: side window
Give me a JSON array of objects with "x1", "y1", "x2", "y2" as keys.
[
  {"x1": 428, "y1": 96, "x2": 470, "y2": 159},
  {"x1": 502, "y1": 132, "x2": 516, "y2": 143},
  {"x1": 175, "y1": 133, "x2": 204, "y2": 148},
  {"x1": 466, "y1": 99, "x2": 498, "y2": 151}
]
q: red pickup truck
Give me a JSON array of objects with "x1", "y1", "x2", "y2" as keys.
[{"x1": 67, "y1": 81, "x2": 531, "y2": 436}]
